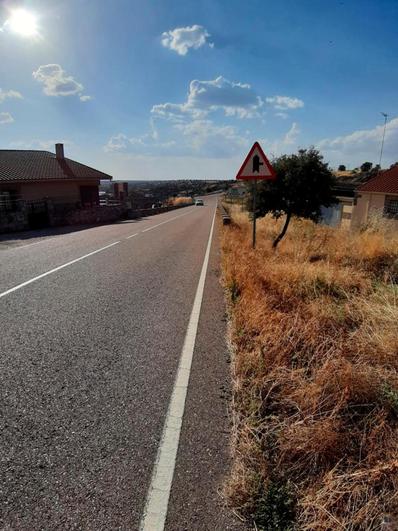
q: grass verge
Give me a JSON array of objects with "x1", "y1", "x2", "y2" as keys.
[{"x1": 221, "y1": 205, "x2": 398, "y2": 530}]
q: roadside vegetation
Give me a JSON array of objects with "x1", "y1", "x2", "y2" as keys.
[
  {"x1": 168, "y1": 196, "x2": 194, "y2": 206},
  {"x1": 222, "y1": 205, "x2": 398, "y2": 530},
  {"x1": 250, "y1": 148, "x2": 337, "y2": 248}
]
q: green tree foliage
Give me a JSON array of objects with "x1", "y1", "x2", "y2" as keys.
[
  {"x1": 249, "y1": 148, "x2": 337, "y2": 248},
  {"x1": 360, "y1": 161, "x2": 373, "y2": 173},
  {"x1": 369, "y1": 164, "x2": 381, "y2": 176},
  {"x1": 338, "y1": 164, "x2": 346, "y2": 171}
]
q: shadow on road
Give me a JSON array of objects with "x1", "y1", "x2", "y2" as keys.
[{"x1": 0, "y1": 219, "x2": 141, "y2": 247}]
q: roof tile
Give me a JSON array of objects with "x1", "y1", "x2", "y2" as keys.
[
  {"x1": 0, "y1": 150, "x2": 113, "y2": 183},
  {"x1": 358, "y1": 166, "x2": 398, "y2": 194}
]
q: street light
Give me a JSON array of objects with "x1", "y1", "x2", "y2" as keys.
[{"x1": 379, "y1": 112, "x2": 388, "y2": 168}]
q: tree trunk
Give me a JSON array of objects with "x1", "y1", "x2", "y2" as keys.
[{"x1": 272, "y1": 211, "x2": 292, "y2": 249}]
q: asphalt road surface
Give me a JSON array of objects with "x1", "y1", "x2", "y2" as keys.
[{"x1": 0, "y1": 196, "x2": 246, "y2": 530}]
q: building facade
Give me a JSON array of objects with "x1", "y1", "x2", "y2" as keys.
[
  {"x1": 0, "y1": 144, "x2": 113, "y2": 232},
  {"x1": 352, "y1": 166, "x2": 398, "y2": 229}
]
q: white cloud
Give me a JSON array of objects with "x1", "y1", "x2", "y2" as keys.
[
  {"x1": 275, "y1": 112, "x2": 288, "y2": 119},
  {"x1": 151, "y1": 102, "x2": 189, "y2": 122},
  {"x1": 266, "y1": 95, "x2": 304, "y2": 110},
  {"x1": 32, "y1": 64, "x2": 90, "y2": 100},
  {"x1": 9, "y1": 139, "x2": 73, "y2": 150},
  {"x1": 152, "y1": 76, "x2": 263, "y2": 120},
  {"x1": 317, "y1": 117, "x2": 398, "y2": 167},
  {"x1": 283, "y1": 122, "x2": 300, "y2": 145},
  {"x1": 174, "y1": 119, "x2": 248, "y2": 157},
  {"x1": 104, "y1": 134, "x2": 130, "y2": 152},
  {"x1": 103, "y1": 132, "x2": 176, "y2": 154},
  {"x1": 0, "y1": 89, "x2": 23, "y2": 103},
  {"x1": 79, "y1": 95, "x2": 92, "y2": 102},
  {"x1": 104, "y1": 118, "x2": 247, "y2": 158},
  {"x1": 161, "y1": 25, "x2": 212, "y2": 55},
  {"x1": 0, "y1": 112, "x2": 14, "y2": 124},
  {"x1": 261, "y1": 122, "x2": 301, "y2": 157}
]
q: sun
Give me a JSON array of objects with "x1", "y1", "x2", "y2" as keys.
[{"x1": 7, "y1": 9, "x2": 38, "y2": 37}]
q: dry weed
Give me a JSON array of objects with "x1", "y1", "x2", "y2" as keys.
[
  {"x1": 222, "y1": 205, "x2": 398, "y2": 530},
  {"x1": 169, "y1": 196, "x2": 193, "y2": 206}
]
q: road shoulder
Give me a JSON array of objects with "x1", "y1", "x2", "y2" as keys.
[{"x1": 165, "y1": 216, "x2": 247, "y2": 531}]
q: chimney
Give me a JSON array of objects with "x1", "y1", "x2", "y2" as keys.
[{"x1": 55, "y1": 143, "x2": 64, "y2": 160}]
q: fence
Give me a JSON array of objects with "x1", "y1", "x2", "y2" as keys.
[
  {"x1": 0, "y1": 196, "x2": 24, "y2": 212},
  {"x1": 0, "y1": 198, "x2": 194, "y2": 234}
]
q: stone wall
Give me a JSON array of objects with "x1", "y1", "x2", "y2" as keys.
[
  {"x1": 0, "y1": 209, "x2": 29, "y2": 233},
  {"x1": 0, "y1": 200, "x2": 193, "y2": 234},
  {"x1": 64, "y1": 205, "x2": 127, "y2": 225}
]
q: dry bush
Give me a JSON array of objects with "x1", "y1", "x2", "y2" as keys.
[
  {"x1": 222, "y1": 205, "x2": 398, "y2": 530},
  {"x1": 169, "y1": 196, "x2": 193, "y2": 206}
]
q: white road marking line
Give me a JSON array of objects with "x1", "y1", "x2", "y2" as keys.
[
  {"x1": 139, "y1": 205, "x2": 217, "y2": 531},
  {"x1": 126, "y1": 233, "x2": 139, "y2": 239},
  {"x1": 0, "y1": 241, "x2": 121, "y2": 300},
  {"x1": 141, "y1": 209, "x2": 195, "y2": 233}
]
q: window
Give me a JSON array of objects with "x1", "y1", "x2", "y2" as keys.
[{"x1": 384, "y1": 196, "x2": 398, "y2": 219}]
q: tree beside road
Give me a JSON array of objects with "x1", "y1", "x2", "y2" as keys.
[{"x1": 247, "y1": 147, "x2": 337, "y2": 248}]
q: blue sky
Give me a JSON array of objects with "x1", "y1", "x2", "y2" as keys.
[{"x1": 1, "y1": 0, "x2": 398, "y2": 179}]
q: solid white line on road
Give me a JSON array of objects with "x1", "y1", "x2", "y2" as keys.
[
  {"x1": 139, "y1": 205, "x2": 217, "y2": 531},
  {"x1": 126, "y1": 233, "x2": 139, "y2": 239},
  {"x1": 141, "y1": 209, "x2": 195, "y2": 233},
  {"x1": 0, "y1": 241, "x2": 121, "y2": 300}
]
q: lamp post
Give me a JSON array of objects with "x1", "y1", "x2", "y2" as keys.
[{"x1": 379, "y1": 112, "x2": 388, "y2": 169}]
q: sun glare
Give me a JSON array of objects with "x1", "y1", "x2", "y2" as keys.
[{"x1": 7, "y1": 9, "x2": 38, "y2": 37}]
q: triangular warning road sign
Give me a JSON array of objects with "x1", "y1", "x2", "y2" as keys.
[{"x1": 236, "y1": 141, "x2": 276, "y2": 180}]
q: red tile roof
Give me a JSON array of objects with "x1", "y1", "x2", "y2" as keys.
[
  {"x1": 358, "y1": 165, "x2": 398, "y2": 194},
  {"x1": 0, "y1": 150, "x2": 113, "y2": 183}
]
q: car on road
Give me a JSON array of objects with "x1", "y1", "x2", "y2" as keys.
[{"x1": 195, "y1": 199, "x2": 204, "y2": 206}]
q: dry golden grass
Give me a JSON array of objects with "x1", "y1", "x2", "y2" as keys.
[
  {"x1": 221, "y1": 205, "x2": 398, "y2": 530},
  {"x1": 169, "y1": 196, "x2": 193, "y2": 206}
]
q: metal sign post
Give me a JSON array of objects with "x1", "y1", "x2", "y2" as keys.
[
  {"x1": 252, "y1": 179, "x2": 257, "y2": 248},
  {"x1": 235, "y1": 141, "x2": 276, "y2": 249}
]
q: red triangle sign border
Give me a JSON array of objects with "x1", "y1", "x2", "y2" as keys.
[{"x1": 236, "y1": 141, "x2": 276, "y2": 180}]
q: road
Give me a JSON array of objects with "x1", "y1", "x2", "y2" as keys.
[{"x1": 0, "y1": 196, "x2": 245, "y2": 530}]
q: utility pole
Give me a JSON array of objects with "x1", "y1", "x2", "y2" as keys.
[{"x1": 379, "y1": 112, "x2": 388, "y2": 169}]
